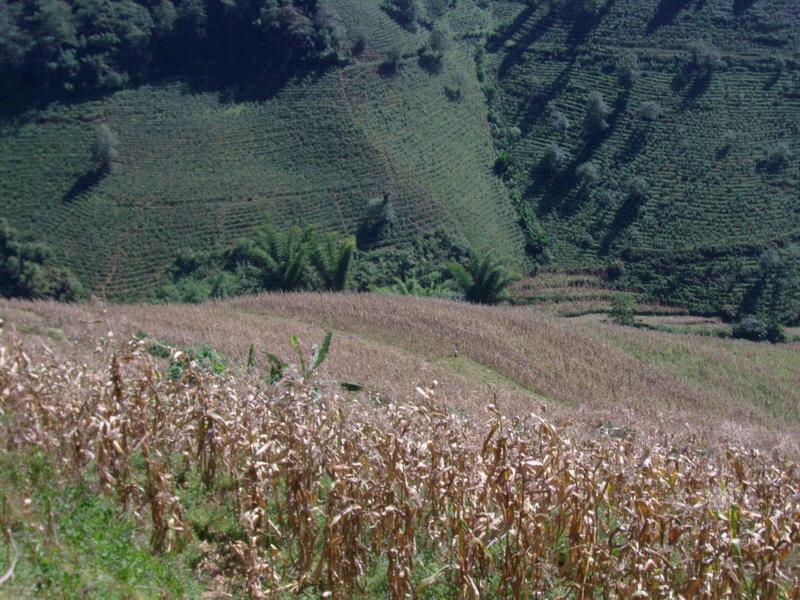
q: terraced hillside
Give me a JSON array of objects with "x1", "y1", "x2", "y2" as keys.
[
  {"x1": 489, "y1": 0, "x2": 800, "y2": 319},
  {"x1": 0, "y1": 0, "x2": 525, "y2": 300}
]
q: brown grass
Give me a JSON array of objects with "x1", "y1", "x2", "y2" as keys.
[
  {"x1": 1, "y1": 333, "x2": 800, "y2": 597},
  {"x1": 1, "y1": 293, "x2": 799, "y2": 453}
]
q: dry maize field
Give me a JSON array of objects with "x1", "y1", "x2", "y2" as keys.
[{"x1": 1, "y1": 331, "x2": 800, "y2": 599}]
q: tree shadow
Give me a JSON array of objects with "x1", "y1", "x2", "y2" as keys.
[
  {"x1": 180, "y1": 60, "x2": 331, "y2": 105},
  {"x1": 565, "y1": 0, "x2": 618, "y2": 47},
  {"x1": 733, "y1": 0, "x2": 758, "y2": 15},
  {"x1": 646, "y1": 0, "x2": 693, "y2": 34},
  {"x1": 599, "y1": 193, "x2": 644, "y2": 255},
  {"x1": 617, "y1": 126, "x2": 650, "y2": 163},
  {"x1": 672, "y1": 64, "x2": 713, "y2": 109},
  {"x1": 62, "y1": 169, "x2": 105, "y2": 204},
  {"x1": 517, "y1": 55, "x2": 579, "y2": 136},
  {"x1": 497, "y1": 7, "x2": 559, "y2": 78},
  {"x1": 486, "y1": 3, "x2": 538, "y2": 53}
]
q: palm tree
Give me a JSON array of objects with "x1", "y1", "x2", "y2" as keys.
[
  {"x1": 232, "y1": 225, "x2": 313, "y2": 291},
  {"x1": 448, "y1": 253, "x2": 517, "y2": 305},
  {"x1": 311, "y1": 233, "x2": 355, "y2": 291}
]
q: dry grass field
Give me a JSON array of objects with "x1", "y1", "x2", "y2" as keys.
[
  {"x1": 2, "y1": 293, "x2": 798, "y2": 454},
  {"x1": 1, "y1": 295, "x2": 800, "y2": 597}
]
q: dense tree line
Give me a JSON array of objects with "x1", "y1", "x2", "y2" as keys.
[
  {"x1": 158, "y1": 225, "x2": 356, "y2": 303},
  {"x1": 0, "y1": 0, "x2": 345, "y2": 97},
  {"x1": 160, "y1": 224, "x2": 517, "y2": 305}
]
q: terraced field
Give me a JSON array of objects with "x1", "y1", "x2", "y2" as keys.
[
  {"x1": 489, "y1": 0, "x2": 800, "y2": 317},
  {"x1": 0, "y1": 0, "x2": 524, "y2": 300}
]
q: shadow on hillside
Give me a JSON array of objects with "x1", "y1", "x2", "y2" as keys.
[
  {"x1": 599, "y1": 193, "x2": 644, "y2": 255},
  {"x1": 497, "y1": 7, "x2": 559, "y2": 78},
  {"x1": 646, "y1": 0, "x2": 693, "y2": 33},
  {"x1": 62, "y1": 169, "x2": 104, "y2": 204},
  {"x1": 486, "y1": 3, "x2": 538, "y2": 53},
  {"x1": 733, "y1": 0, "x2": 758, "y2": 15},
  {"x1": 1, "y1": 59, "x2": 334, "y2": 122},
  {"x1": 180, "y1": 61, "x2": 332, "y2": 104},
  {"x1": 565, "y1": 0, "x2": 617, "y2": 47}
]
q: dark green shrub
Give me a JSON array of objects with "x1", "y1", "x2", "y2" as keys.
[
  {"x1": 541, "y1": 143, "x2": 568, "y2": 174},
  {"x1": 382, "y1": 47, "x2": 402, "y2": 74},
  {"x1": 760, "y1": 143, "x2": 791, "y2": 172},
  {"x1": 606, "y1": 260, "x2": 624, "y2": 281},
  {"x1": 418, "y1": 26, "x2": 449, "y2": 73},
  {"x1": 494, "y1": 151, "x2": 512, "y2": 176},
  {"x1": 690, "y1": 41, "x2": 722, "y2": 77},
  {"x1": 0, "y1": 220, "x2": 85, "y2": 301},
  {"x1": 637, "y1": 101, "x2": 662, "y2": 122},
  {"x1": 626, "y1": 176, "x2": 650, "y2": 203},
  {"x1": 575, "y1": 161, "x2": 600, "y2": 188},
  {"x1": 388, "y1": 0, "x2": 422, "y2": 30},
  {"x1": 352, "y1": 32, "x2": 366, "y2": 56},
  {"x1": 550, "y1": 110, "x2": 570, "y2": 136},
  {"x1": 731, "y1": 315, "x2": 786, "y2": 343}
]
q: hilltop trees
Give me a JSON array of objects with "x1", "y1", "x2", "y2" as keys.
[{"x1": 0, "y1": 0, "x2": 346, "y2": 97}]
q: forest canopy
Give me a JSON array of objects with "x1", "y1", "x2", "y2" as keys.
[{"x1": 0, "y1": 0, "x2": 346, "y2": 96}]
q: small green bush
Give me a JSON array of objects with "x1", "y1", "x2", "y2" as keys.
[
  {"x1": 637, "y1": 101, "x2": 662, "y2": 122},
  {"x1": 609, "y1": 293, "x2": 636, "y2": 326}
]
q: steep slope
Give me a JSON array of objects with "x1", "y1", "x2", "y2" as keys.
[
  {"x1": 489, "y1": 0, "x2": 800, "y2": 319},
  {"x1": 0, "y1": 0, "x2": 525, "y2": 300}
]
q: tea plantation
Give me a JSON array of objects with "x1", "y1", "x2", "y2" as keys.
[
  {"x1": 0, "y1": 0, "x2": 798, "y2": 321},
  {"x1": 488, "y1": 0, "x2": 800, "y2": 319},
  {"x1": 0, "y1": 0, "x2": 524, "y2": 300}
]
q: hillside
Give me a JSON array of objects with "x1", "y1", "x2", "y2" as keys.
[
  {"x1": 0, "y1": 0, "x2": 525, "y2": 300},
  {"x1": 1, "y1": 0, "x2": 799, "y2": 321},
  {"x1": 2, "y1": 292, "x2": 798, "y2": 450},
  {"x1": 2, "y1": 292, "x2": 800, "y2": 595},
  {"x1": 489, "y1": 0, "x2": 800, "y2": 319}
]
